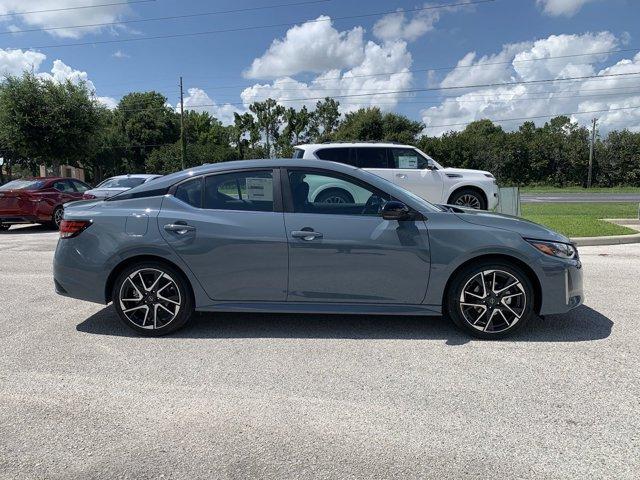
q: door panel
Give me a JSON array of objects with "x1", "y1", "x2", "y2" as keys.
[
  {"x1": 285, "y1": 213, "x2": 430, "y2": 304},
  {"x1": 284, "y1": 168, "x2": 431, "y2": 304},
  {"x1": 158, "y1": 172, "x2": 288, "y2": 302}
]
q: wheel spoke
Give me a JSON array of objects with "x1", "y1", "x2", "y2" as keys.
[
  {"x1": 494, "y1": 281, "x2": 520, "y2": 295},
  {"x1": 126, "y1": 276, "x2": 143, "y2": 298},
  {"x1": 500, "y1": 300, "x2": 522, "y2": 319},
  {"x1": 147, "y1": 272, "x2": 163, "y2": 292},
  {"x1": 484, "y1": 309, "x2": 498, "y2": 331},
  {"x1": 124, "y1": 305, "x2": 147, "y2": 314},
  {"x1": 157, "y1": 303, "x2": 176, "y2": 316},
  {"x1": 157, "y1": 293, "x2": 179, "y2": 305}
]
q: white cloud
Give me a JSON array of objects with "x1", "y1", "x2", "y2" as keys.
[
  {"x1": 181, "y1": 88, "x2": 242, "y2": 126},
  {"x1": 0, "y1": 0, "x2": 132, "y2": 39},
  {"x1": 373, "y1": 1, "x2": 473, "y2": 43},
  {"x1": 112, "y1": 50, "x2": 130, "y2": 59},
  {"x1": 96, "y1": 96, "x2": 118, "y2": 110},
  {"x1": 244, "y1": 16, "x2": 365, "y2": 79},
  {"x1": 0, "y1": 48, "x2": 46, "y2": 76},
  {"x1": 421, "y1": 32, "x2": 640, "y2": 135},
  {"x1": 241, "y1": 40, "x2": 413, "y2": 113},
  {"x1": 39, "y1": 59, "x2": 96, "y2": 91},
  {"x1": 536, "y1": 0, "x2": 599, "y2": 17}
]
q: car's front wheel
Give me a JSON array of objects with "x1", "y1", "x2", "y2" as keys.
[
  {"x1": 449, "y1": 188, "x2": 487, "y2": 210},
  {"x1": 112, "y1": 261, "x2": 194, "y2": 336},
  {"x1": 446, "y1": 260, "x2": 534, "y2": 339}
]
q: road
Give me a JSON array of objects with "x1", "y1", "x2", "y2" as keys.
[
  {"x1": 1, "y1": 225, "x2": 639, "y2": 479},
  {"x1": 521, "y1": 193, "x2": 640, "y2": 203}
]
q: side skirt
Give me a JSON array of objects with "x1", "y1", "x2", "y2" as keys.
[{"x1": 196, "y1": 301, "x2": 442, "y2": 316}]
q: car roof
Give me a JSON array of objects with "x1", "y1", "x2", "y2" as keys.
[
  {"x1": 104, "y1": 174, "x2": 161, "y2": 180},
  {"x1": 296, "y1": 142, "x2": 415, "y2": 149}
]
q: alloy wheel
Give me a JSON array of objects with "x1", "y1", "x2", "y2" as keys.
[
  {"x1": 458, "y1": 269, "x2": 527, "y2": 333},
  {"x1": 118, "y1": 268, "x2": 182, "y2": 330},
  {"x1": 454, "y1": 194, "x2": 482, "y2": 209},
  {"x1": 54, "y1": 208, "x2": 64, "y2": 228},
  {"x1": 322, "y1": 195, "x2": 348, "y2": 204}
]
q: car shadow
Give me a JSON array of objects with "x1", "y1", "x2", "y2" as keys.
[
  {"x1": 76, "y1": 305, "x2": 613, "y2": 345},
  {"x1": 2, "y1": 224, "x2": 55, "y2": 235}
]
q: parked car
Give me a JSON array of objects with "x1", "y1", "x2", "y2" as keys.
[
  {"x1": 294, "y1": 142, "x2": 499, "y2": 210},
  {"x1": 83, "y1": 174, "x2": 161, "y2": 200},
  {"x1": 0, "y1": 177, "x2": 91, "y2": 231},
  {"x1": 54, "y1": 159, "x2": 583, "y2": 339}
]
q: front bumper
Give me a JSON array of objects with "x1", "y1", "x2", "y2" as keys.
[{"x1": 539, "y1": 257, "x2": 584, "y2": 315}]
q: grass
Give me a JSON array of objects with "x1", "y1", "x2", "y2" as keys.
[
  {"x1": 519, "y1": 186, "x2": 640, "y2": 194},
  {"x1": 521, "y1": 202, "x2": 639, "y2": 238}
]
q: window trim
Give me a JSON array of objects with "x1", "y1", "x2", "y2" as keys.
[{"x1": 168, "y1": 168, "x2": 283, "y2": 213}]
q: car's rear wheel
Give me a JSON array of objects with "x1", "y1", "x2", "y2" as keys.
[
  {"x1": 449, "y1": 188, "x2": 487, "y2": 210},
  {"x1": 51, "y1": 206, "x2": 64, "y2": 230},
  {"x1": 112, "y1": 261, "x2": 194, "y2": 336},
  {"x1": 446, "y1": 260, "x2": 534, "y2": 339}
]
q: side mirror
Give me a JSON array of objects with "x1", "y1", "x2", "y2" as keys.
[{"x1": 381, "y1": 201, "x2": 411, "y2": 221}]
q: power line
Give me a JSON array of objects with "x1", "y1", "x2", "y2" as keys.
[
  {"x1": 0, "y1": 0, "x2": 332, "y2": 36},
  {"x1": 423, "y1": 105, "x2": 640, "y2": 129},
  {"x1": 13, "y1": 0, "x2": 494, "y2": 50},
  {"x1": 0, "y1": 0, "x2": 156, "y2": 18}
]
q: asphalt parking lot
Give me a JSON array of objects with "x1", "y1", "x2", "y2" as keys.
[{"x1": 1, "y1": 225, "x2": 639, "y2": 479}]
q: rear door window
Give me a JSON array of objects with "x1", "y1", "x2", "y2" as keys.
[
  {"x1": 53, "y1": 181, "x2": 76, "y2": 193},
  {"x1": 174, "y1": 178, "x2": 203, "y2": 208},
  {"x1": 356, "y1": 148, "x2": 390, "y2": 169},
  {"x1": 315, "y1": 148, "x2": 355, "y2": 166}
]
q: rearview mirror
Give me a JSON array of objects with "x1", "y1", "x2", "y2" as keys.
[{"x1": 381, "y1": 201, "x2": 410, "y2": 221}]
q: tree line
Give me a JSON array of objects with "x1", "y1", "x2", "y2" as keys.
[{"x1": 1, "y1": 72, "x2": 639, "y2": 187}]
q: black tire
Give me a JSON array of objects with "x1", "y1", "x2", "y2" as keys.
[
  {"x1": 446, "y1": 260, "x2": 535, "y2": 339},
  {"x1": 50, "y1": 206, "x2": 64, "y2": 230},
  {"x1": 315, "y1": 188, "x2": 354, "y2": 204},
  {"x1": 112, "y1": 261, "x2": 194, "y2": 336},
  {"x1": 0, "y1": 224, "x2": 9, "y2": 232},
  {"x1": 449, "y1": 188, "x2": 487, "y2": 210}
]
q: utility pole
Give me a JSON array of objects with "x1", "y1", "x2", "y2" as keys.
[
  {"x1": 587, "y1": 117, "x2": 597, "y2": 188},
  {"x1": 179, "y1": 76, "x2": 187, "y2": 170}
]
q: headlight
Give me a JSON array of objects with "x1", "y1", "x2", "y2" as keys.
[{"x1": 526, "y1": 239, "x2": 577, "y2": 259}]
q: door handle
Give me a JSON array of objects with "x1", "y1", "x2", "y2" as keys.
[
  {"x1": 396, "y1": 173, "x2": 407, "y2": 179},
  {"x1": 291, "y1": 230, "x2": 323, "y2": 241},
  {"x1": 164, "y1": 223, "x2": 196, "y2": 234}
]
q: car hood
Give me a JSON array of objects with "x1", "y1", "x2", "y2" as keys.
[
  {"x1": 442, "y1": 167, "x2": 492, "y2": 176},
  {"x1": 451, "y1": 207, "x2": 571, "y2": 243}
]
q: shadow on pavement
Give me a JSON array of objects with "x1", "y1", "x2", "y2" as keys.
[
  {"x1": 1, "y1": 224, "x2": 56, "y2": 235},
  {"x1": 76, "y1": 305, "x2": 612, "y2": 345}
]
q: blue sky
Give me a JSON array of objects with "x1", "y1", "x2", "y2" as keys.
[{"x1": 1, "y1": 0, "x2": 639, "y2": 134}]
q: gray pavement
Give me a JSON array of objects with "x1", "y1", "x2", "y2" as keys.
[
  {"x1": 521, "y1": 193, "x2": 640, "y2": 203},
  {"x1": 1, "y1": 225, "x2": 639, "y2": 479}
]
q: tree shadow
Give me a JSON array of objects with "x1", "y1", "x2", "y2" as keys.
[{"x1": 76, "y1": 305, "x2": 613, "y2": 345}]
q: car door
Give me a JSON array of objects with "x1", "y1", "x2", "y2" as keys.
[
  {"x1": 53, "y1": 180, "x2": 80, "y2": 204},
  {"x1": 283, "y1": 168, "x2": 431, "y2": 304},
  {"x1": 388, "y1": 148, "x2": 444, "y2": 203},
  {"x1": 158, "y1": 169, "x2": 288, "y2": 302}
]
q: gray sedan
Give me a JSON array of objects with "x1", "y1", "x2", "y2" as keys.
[
  {"x1": 82, "y1": 174, "x2": 161, "y2": 199},
  {"x1": 53, "y1": 159, "x2": 583, "y2": 339}
]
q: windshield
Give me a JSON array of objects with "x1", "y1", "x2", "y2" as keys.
[
  {"x1": 96, "y1": 177, "x2": 147, "y2": 189},
  {"x1": 0, "y1": 180, "x2": 45, "y2": 191}
]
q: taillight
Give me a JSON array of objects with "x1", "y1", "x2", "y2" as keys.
[
  {"x1": 83, "y1": 193, "x2": 97, "y2": 199},
  {"x1": 59, "y1": 220, "x2": 92, "y2": 239}
]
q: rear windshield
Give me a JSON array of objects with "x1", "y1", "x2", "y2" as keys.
[
  {"x1": 0, "y1": 180, "x2": 45, "y2": 191},
  {"x1": 96, "y1": 177, "x2": 147, "y2": 189}
]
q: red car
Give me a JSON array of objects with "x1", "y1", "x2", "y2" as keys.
[{"x1": 0, "y1": 177, "x2": 91, "y2": 231}]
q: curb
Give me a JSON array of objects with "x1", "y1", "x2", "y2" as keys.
[{"x1": 571, "y1": 233, "x2": 640, "y2": 246}]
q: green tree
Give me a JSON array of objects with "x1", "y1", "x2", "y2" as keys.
[
  {"x1": 0, "y1": 72, "x2": 104, "y2": 176},
  {"x1": 249, "y1": 98, "x2": 285, "y2": 157},
  {"x1": 309, "y1": 97, "x2": 341, "y2": 141},
  {"x1": 114, "y1": 91, "x2": 179, "y2": 172}
]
